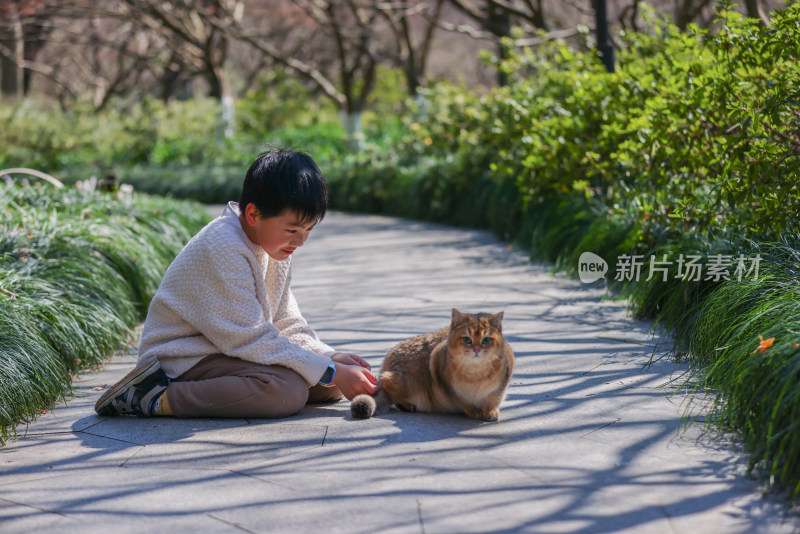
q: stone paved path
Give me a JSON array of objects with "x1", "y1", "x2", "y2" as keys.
[{"x1": 1, "y1": 208, "x2": 798, "y2": 533}]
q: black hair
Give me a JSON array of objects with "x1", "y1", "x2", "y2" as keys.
[{"x1": 238, "y1": 147, "x2": 328, "y2": 225}]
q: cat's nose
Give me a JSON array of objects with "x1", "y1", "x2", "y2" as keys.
[{"x1": 473, "y1": 348, "x2": 481, "y2": 356}]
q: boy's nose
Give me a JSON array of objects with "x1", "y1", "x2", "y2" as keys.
[{"x1": 292, "y1": 233, "x2": 307, "y2": 247}]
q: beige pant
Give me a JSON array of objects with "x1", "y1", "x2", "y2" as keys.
[{"x1": 164, "y1": 354, "x2": 342, "y2": 418}]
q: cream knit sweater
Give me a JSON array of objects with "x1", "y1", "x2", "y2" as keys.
[{"x1": 138, "y1": 202, "x2": 336, "y2": 386}]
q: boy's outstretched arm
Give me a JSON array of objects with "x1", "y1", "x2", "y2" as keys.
[{"x1": 331, "y1": 352, "x2": 372, "y2": 370}]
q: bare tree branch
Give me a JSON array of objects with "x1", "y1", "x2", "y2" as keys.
[
  {"x1": 513, "y1": 26, "x2": 582, "y2": 46},
  {"x1": 433, "y1": 18, "x2": 498, "y2": 41},
  {"x1": 376, "y1": 0, "x2": 444, "y2": 94},
  {"x1": 0, "y1": 38, "x2": 78, "y2": 98},
  {"x1": 210, "y1": 21, "x2": 343, "y2": 107}
]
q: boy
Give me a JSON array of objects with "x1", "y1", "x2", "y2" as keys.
[{"x1": 95, "y1": 148, "x2": 378, "y2": 418}]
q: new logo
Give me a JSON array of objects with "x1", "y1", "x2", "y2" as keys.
[{"x1": 578, "y1": 252, "x2": 608, "y2": 283}]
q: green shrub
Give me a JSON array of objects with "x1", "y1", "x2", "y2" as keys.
[
  {"x1": 0, "y1": 63, "x2": 368, "y2": 178},
  {"x1": 0, "y1": 99, "x2": 87, "y2": 170},
  {"x1": 111, "y1": 163, "x2": 244, "y2": 204},
  {"x1": 0, "y1": 182, "x2": 208, "y2": 443},
  {"x1": 350, "y1": 3, "x2": 800, "y2": 248},
  {"x1": 236, "y1": 68, "x2": 340, "y2": 134}
]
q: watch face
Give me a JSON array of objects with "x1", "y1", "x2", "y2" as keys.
[{"x1": 320, "y1": 364, "x2": 335, "y2": 384}]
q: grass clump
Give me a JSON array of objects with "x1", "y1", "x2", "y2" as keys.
[
  {"x1": 670, "y1": 239, "x2": 800, "y2": 496},
  {"x1": 0, "y1": 182, "x2": 208, "y2": 443}
]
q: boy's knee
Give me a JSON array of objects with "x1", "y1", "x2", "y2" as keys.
[
  {"x1": 250, "y1": 369, "x2": 309, "y2": 418},
  {"x1": 273, "y1": 379, "x2": 309, "y2": 417}
]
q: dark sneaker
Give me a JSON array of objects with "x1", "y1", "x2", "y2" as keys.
[{"x1": 94, "y1": 360, "x2": 169, "y2": 416}]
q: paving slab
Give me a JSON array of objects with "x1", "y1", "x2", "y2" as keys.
[{"x1": 2, "y1": 208, "x2": 799, "y2": 533}]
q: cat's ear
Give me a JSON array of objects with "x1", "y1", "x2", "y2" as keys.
[
  {"x1": 451, "y1": 308, "x2": 468, "y2": 328},
  {"x1": 489, "y1": 311, "x2": 504, "y2": 332}
]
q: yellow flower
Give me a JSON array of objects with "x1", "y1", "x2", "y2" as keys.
[{"x1": 423, "y1": 137, "x2": 433, "y2": 146}]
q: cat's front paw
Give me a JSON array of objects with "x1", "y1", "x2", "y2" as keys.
[
  {"x1": 465, "y1": 407, "x2": 499, "y2": 421},
  {"x1": 397, "y1": 402, "x2": 417, "y2": 412},
  {"x1": 481, "y1": 409, "x2": 499, "y2": 422}
]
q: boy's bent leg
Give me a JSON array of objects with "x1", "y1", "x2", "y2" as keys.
[
  {"x1": 166, "y1": 354, "x2": 309, "y2": 418},
  {"x1": 307, "y1": 384, "x2": 344, "y2": 404}
]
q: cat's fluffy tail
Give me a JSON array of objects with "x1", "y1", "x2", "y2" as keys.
[{"x1": 351, "y1": 388, "x2": 392, "y2": 419}]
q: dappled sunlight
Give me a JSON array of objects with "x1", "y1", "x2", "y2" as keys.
[{"x1": 1, "y1": 212, "x2": 796, "y2": 533}]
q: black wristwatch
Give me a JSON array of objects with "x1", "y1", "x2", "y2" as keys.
[{"x1": 318, "y1": 360, "x2": 336, "y2": 386}]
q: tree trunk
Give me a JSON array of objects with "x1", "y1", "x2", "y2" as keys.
[
  {"x1": 400, "y1": 14, "x2": 420, "y2": 96},
  {"x1": 205, "y1": 66, "x2": 223, "y2": 99},
  {"x1": 214, "y1": 64, "x2": 235, "y2": 139},
  {"x1": 222, "y1": 94, "x2": 235, "y2": 139},
  {"x1": 486, "y1": 3, "x2": 511, "y2": 86},
  {"x1": 743, "y1": 0, "x2": 769, "y2": 25},
  {"x1": 0, "y1": 16, "x2": 23, "y2": 98},
  {"x1": 675, "y1": 0, "x2": 693, "y2": 30},
  {"x1": 0, "y1": 37, "x2": 18, "y2": 97},
  {"x1": 340, "y1": 110, "x2": 364, "y2": 151},
  {"x1": 22, "y1": 21, "x2": 48, "y2": 95}
]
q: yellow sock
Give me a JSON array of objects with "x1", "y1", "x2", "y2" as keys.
[{"x1": 155, "y1": 392, "x2": 174, "y2": 416}]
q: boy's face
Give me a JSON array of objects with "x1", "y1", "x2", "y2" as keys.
[{"x1": 239, "y1": 204, "x2": 315, "y2": 261}]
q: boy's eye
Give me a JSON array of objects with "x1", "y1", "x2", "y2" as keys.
[
  {"x1": 462, "y1": 337, "x2": 472, "y2": 345},
  {"x1": 481, "y1": 337, "x2": 491, "y2": 345}
]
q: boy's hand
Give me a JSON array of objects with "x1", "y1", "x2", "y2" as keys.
[
  {"x1": 332, "y1": 352, "x2": 372, "y2": 370},
  {"x1": 332, "y1": 362, "x2": 378, "y2": 401}
]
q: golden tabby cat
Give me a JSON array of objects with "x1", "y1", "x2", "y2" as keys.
[{"x1": 351, "y1": 308, "x2": 514, "y2": 421}]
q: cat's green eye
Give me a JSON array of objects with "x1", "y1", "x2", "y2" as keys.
[
  {"x1": 462, "y1": 336, "x2": 473, "y2": 345},
  {"x1": 481, "y1": 337, "x2": 491, "y2": 345}
]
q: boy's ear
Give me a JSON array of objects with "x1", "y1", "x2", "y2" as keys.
[{"x1": 244, "y1": 203, "x2": 260, "y2": 225}]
